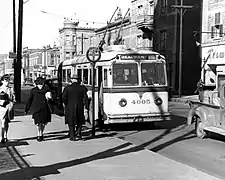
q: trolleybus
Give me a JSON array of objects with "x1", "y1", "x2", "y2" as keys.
[{"x1": 57, "y1": 45, "x2": 171, "y2": 126}]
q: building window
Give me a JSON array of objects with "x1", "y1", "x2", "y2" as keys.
[
  {"x1": 159, "y1": 31, "x2": 167, "y2": 50},
  {"x1": 72, "y1": 35, "x2": 76, "y2": 46},
  {"x1": 65, "y1": 35, "x2": 70, "y2": 45},
  {"x1": 137, "y1": 5, "x2": 143, "y2": 16},
  {"x1": 137, "y1": 35, "x2": 142, "y2": 48},
  {"x1": 215, "y1": 12, "x2": 220, "y2": 25},
  {"x1": 65, "y1": 52, "x2": 70, "y2": 60},
  {"x1": 72, "y1": 52, "x2": 76, "y2": 58},
  {"x1": 37, "y1": 53, "x2": 42, "y2": 65},
  {"x1": 49, "y1": 54, "x2": 54, "y2": 66},
  {"x1": 211, "y1": 12, "x2": 223, "y2": 38},
  {"x1": 160, "y1": 0, "x2": 167, "y2": 15}
]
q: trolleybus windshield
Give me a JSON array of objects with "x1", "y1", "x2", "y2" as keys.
[
  {"x1": 141, "y1": 62, "x2": 166, "y2": 86},
  {"x1": 113, "y1": 63, "x2": 138, "y2": 86}
]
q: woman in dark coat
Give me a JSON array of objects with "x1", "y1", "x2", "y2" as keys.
[
  {"x1": 25, "y1": 77, "x2": 52, "y2": 142},
  {"x1": 62, "y1": 74, "x2": 89, "y2": 141}
]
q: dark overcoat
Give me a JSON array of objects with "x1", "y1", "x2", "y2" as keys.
[
  {"x1": 25, "y1": 86, "x2": 52, "y2": 125},
  {"x1": 62, "y1": 82, "x2": 88, "y2": 126}
]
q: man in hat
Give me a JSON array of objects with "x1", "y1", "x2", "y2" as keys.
[{"x1": 62, "y1": 74, "x2": 89, "y2": 141}]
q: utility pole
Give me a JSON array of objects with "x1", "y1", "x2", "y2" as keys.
[
  {"x1": 15, "y1": 0, "x2": 23, "y2": 102},
  {"x1": 81, "y1": 33, "x2": 83, "y2": 54},
  {"x1": 13, "y1": 0, "x2": 16, "y2": 71},
  {"x1": 171, "y1": 1, "x2": 193, "y2": 97},
  {"x1": 43, "y1": 46, "x2": 46, "y2": 76}
]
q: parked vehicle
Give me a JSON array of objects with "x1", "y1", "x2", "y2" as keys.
[
  {"x1": 23, "y1": 78, "x2": 34, "y2": 86},
  {"x1": 188, "y1": 73, "x2": 225, "y2": 138},
  {"x1": 44, "y1": 77, "x2": 59, "y2": 103}
]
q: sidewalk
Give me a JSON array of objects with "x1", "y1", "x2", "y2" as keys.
[{"x1": 0, "y1": 105, "x2": 222, "y2": 179}]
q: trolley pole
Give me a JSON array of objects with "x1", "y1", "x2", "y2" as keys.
[
  {"x1": 171, "y1": 2, "x2": 193, "y2": 97},
  {"x1": 15, "y1": 0, "x2": 23, "y2": 102}
]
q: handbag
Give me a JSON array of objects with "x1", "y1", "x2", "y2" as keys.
[{"x1": 0, "y1": 91, "x2": 9, "y2": 107}]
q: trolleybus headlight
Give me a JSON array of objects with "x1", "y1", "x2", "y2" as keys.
[
  {"x1": 119, "y1": 98, "x2": 127, "y2": 107},
  {"x1": 155, "y1": 97, "x2": 162, "y2": 106}
]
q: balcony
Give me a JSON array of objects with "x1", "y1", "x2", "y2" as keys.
[
  {"x1": 136, "y1": 14, "x2": 154, "y2": 30},
  {"x1": 136, "y1": 14, "x2": 154, "y2": 40}
]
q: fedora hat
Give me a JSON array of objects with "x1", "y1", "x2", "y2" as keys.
[{"x1": 71, "y1": 74, "x2": 79, "y2": 79}]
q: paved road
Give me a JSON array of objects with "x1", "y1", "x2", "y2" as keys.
[{"x1": 107, "y1": 102, "x2": 225, "y2": 180}]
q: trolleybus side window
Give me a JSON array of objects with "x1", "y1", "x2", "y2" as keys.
[
  {"x1": 112, "y1": 63, "x2": 138, "y2": 86},
  {"x1": 83, "y1": 69, "x2": 88, "y2": 84},
  {"x1": 141, "y1": 63, "x2": 166, "y2": 86},
  {"x1": 62, "y1": 69, "x2": 66, "y2": 82},
  {"x1": 77, "y1": 69, "x2": 82, "y2": 82},
  {"x1": 103, "y1": 69, "x2": 108, "y2": 87},
  {"x1": 67, "y1": 69, "x2": 71, "y2": 82}
]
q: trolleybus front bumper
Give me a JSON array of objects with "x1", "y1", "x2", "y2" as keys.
[{"x1": 104, "y1": 112, "x2": 171, "y2": 124}]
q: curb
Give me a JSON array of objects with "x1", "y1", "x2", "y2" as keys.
[
  {"x1": 169, "y1": 95, "x2": 199, "y2": 104},
  {"x1": 170, "y1": 98, "x2": 191, "y2": 104}
]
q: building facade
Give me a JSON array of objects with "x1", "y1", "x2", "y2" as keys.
[
  {"x1": 201, "y1": 0, "x2": 225, "y2": 89},
  {"x1": 58, "y1": 1, "x2": 155, "y2": 58},
  {"x1": 59, "y1": 19, "x2": 95, "y2": 62},
  {"x1": 23, "y1": 46, "x2": 60, "y2": 81},
  {"x1": 154, "y1": 0, "x2": 201, "y2": 95},
  {"x1": 91, "y1": 0, "x2": 154, "y2": 51}
]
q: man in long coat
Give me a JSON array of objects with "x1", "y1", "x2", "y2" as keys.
[{"x1": 62, "y1": 74, "x2": 89, "y2": 141}]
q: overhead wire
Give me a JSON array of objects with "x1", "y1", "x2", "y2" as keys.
[{"x1": 2, "y1": 0, "x2": 34, "y2": 30}]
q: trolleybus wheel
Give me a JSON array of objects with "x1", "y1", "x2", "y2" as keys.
[{"x1": 195, "y1": 116, "x2": 206, "y2": 139}]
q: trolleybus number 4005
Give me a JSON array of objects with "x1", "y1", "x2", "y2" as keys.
[{"x1": 131, "y1": 99, "x2": 150, "y2": 104}]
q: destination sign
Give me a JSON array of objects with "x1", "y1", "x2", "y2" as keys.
[{"x1": 120, "y1": 54, "x2": 156, "y2": 60}]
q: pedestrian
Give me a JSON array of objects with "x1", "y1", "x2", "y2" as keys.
[
  {"x1": 0, "y1": 74, "x2": 15, "y2": 143},
  {"x1": 62, "y1": 74, "x2": 89, "y2": 141},
  {"x1": 25, "y1": 77, "x2": 52, "y2": 142}
]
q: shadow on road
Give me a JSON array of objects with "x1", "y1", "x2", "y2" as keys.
[
  {"x1": 114, "y1": 115, "x2": 188, "y2": 141},
  {"x1": 0, "y1": 141, "x2": 29, "y2": 177},
  {"x1": 15, "y1": 130, "x2": 69, "y2": 142},
  {"x1": 115, "y1": 115, "x2": 196, "y2": 153},
  {"x1": 0, "y1": 141, "x2": 28, "y2": 149},
  {"x1": 150, "y1": 130, "x2": 195, "y2": 152},
  {"x1": 207, "y1": 132, "x2": 225, "y2": 143},
  {"x1": 13, "y1": 103, "x2": 26, "y2": 117}
]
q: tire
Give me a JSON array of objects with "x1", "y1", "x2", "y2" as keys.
[{"x1": 195, "y1": 116, "x2": 206, "y2": 139}]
